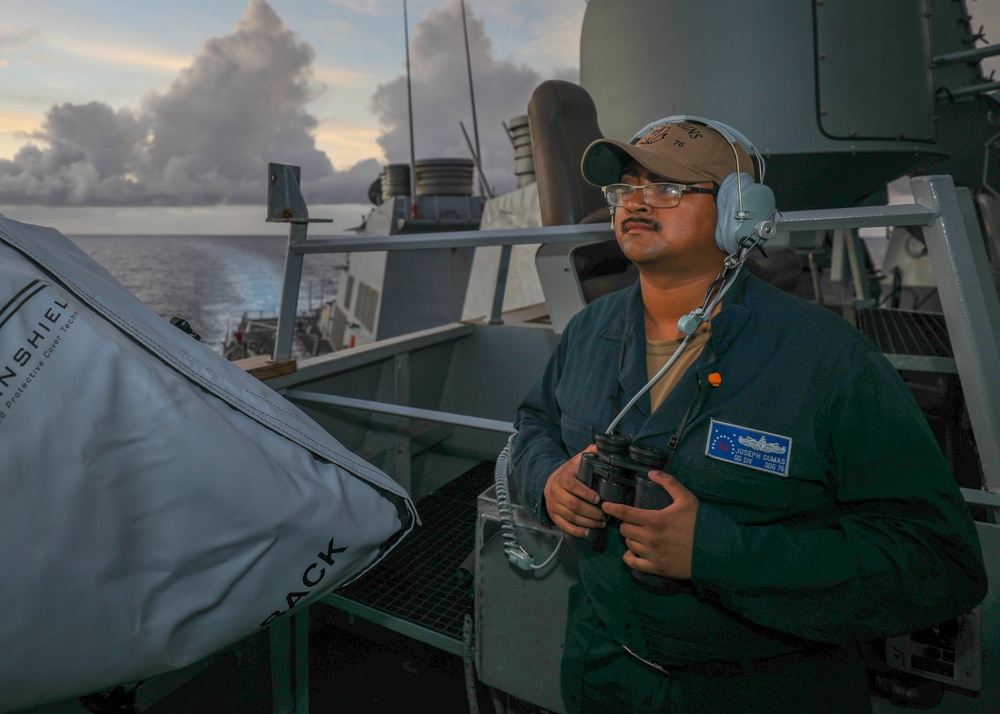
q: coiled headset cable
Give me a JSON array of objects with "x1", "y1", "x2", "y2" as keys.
[{"x1": 494, "y1": 432, "x2": 565, "y2": 571}]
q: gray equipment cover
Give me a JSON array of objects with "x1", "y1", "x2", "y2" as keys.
[{"x1": 0, "y1": 215, "x2": 416, "y2": 711}]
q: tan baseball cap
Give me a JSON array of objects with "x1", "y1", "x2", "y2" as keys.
[{"x1": 581, "y1": 119, "x2": 756, "y2": 187}]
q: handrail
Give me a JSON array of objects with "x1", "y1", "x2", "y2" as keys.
[
  {"x1": 286, "y1": 389, "x2": 515, "y2": 434},
  {"x1": 773, "y1": 203, "x2": 940, "y2": 233},
  {"x1": 279, "y1": 204, "x2": 942, "y2": 257},
  {"x1": 288, "y1": 222, "x2": 612, "y2": 254}
]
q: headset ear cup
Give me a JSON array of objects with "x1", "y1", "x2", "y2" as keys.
[
  {"x1": 714, "y1": 173, "x2": 743, "y2": 253},
  {"x1": 714, "y1": 173, "x2": 776, "y2": 253}
]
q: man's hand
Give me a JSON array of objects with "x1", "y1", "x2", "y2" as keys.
[
  {"x1": 602, "y1": 471, "x2": 699, "y2": 580},
  {"x1": 543, "y1": 446, "x2": 604, "y2": 538}
]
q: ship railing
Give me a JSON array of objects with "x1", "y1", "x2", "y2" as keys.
[{"x1": 267, "y1": 165, "x2": 1000, "y2": 504}]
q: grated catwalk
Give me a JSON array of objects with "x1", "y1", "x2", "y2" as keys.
[
  {"x1": 855, "y1": 308, "x2": 953, "y2": 358},
  {"x1": 335, "y1": 461, "x2": 496, "y2": 644}
]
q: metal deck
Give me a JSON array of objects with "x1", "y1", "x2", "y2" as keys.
[
  {"x1": 321, "y1": 461, "x2": 496, "y2": 655},
  {"x1": 854, "y1": 307, "x2": 957, "y2": 373}
]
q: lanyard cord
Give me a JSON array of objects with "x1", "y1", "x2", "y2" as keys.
[{"x1": 663, "y1": 381, "x2": 700, "y2": 472}]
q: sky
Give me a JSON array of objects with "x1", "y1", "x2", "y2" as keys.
[
  {"x1": 0, "y1": 0, "x2": 997, "y2": 235},
  {"x1": 0, "y1": 0, "x2": 585, "y2": 234}
]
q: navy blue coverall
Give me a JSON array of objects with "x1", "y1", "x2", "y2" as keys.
[{"x1": 512, "y1": 272, "x2": 987, "y2": 713}]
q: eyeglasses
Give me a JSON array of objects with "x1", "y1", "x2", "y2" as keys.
[{"x1": 603, "y1": 182, "x2": 718, "y2": 208}]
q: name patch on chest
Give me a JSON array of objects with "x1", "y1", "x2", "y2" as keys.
[{"x1": 705, "y1": 419, "x2": 792, "y2": 477}]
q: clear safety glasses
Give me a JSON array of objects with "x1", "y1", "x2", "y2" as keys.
[{"x1": 603, "y1": 182, "x2": 718, "y2": 208}]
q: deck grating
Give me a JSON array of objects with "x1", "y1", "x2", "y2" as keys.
[
  {"x1": 334, "y1": 461, "x2": 495, "y2": 644},
  {"x1": 855, "y1": 309, "x2": 953, "y2": 358}
]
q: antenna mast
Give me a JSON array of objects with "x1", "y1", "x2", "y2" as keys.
[
  {"x1": 461, "y1": 1, "x2": 487, "y2": 197},
  {"x1": 403, "y1": 0, "x2": 418, "y2": 218}
]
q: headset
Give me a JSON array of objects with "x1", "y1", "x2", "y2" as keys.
[
  {"x1": 604, "y1": 116, "x2": 779, "y2": 434},
  {"x1": 628, "y1": 114, "x2": 777, "y2": 255},
  {"x1": 625, "y1": 115, "x2": 778, "y2": 338}
]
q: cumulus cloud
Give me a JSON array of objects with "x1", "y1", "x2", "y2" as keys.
[
  {"x1": 0, "y1": 1, "x2": 375, "y2": 207},
  {"x1": 0, "y1": 0, "x2": 567, "y2": 207}
]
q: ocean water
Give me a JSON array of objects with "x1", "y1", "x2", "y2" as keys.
[{"x1": 67, "y1": 233, "x2": 345, "y2": 353}]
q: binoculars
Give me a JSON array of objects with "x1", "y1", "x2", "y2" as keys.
[{"x1": 575, "y1": 433, "x2": 680, "y2": 595}]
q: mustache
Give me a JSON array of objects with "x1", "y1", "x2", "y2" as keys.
[{"x1": 621, "y1": 217, "x2": 660, "y2": 231}]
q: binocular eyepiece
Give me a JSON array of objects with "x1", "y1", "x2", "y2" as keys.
[{"x1": 575, "y1": 433, "x2": 680, "y2": 595}]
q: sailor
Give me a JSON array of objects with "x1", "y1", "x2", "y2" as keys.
[{"x1": 511, "y1": 116, "x2": 987, "y2": 713}]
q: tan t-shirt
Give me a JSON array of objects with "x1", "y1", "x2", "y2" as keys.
[{"x1": 646, "y1": 324, "x2": 712, "y2": 412}]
